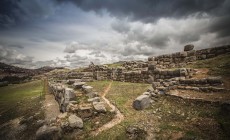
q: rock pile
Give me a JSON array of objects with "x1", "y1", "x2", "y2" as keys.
[{"x1": 133, "y1": 44, "x2": 229, "y2": 110}]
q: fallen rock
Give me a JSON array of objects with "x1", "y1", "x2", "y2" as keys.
[
  {"x1": 93, "y1": 102, "x2": 107, "y2": 113},
  {"x1": 73, "y1": 82, "x2": 86, "y2": 89},
  {"x1": 78, "y1": 105, "x2": 94, "y2": 118},
  {"x1": 88, "y1": 97, "x2": 100, "y2": 102},
  {"x1": 68, "y1": 114, "x2": 83, "y2": 129},
  {"x1": 87, "y1": 92, "x2": 98, "y2": 98},
  {"x1": 36, "y1": 125, "x2": 62, "y2": 140},
  {"x1": 57, "y1": 112, "x2": 68, "y2": 119},
  {"x1": 184, "y1": 44, "x2": 194, "y2": 51},
  {"x1": 152, "y1": 82, "x2": 161, "y2": 89},
  {"x1": 82, "y1": 85, "x2": 93, "y2": 94},
  {"x1": 133, "y1": 95, "x2": 150, "y2": 110}
]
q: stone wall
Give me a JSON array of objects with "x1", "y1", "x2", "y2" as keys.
[
  {"x1": 60, "y1": 45, "x2": 230, "y2": 85},
  {"x1": 148, "y1": 45, "x2": 230, "y2": 69}
]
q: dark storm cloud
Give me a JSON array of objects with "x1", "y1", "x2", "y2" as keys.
[
  {"x1": 66, "y1": 0, "x2": 226, "y2": 21},
  {"x1": 66, "y1": 0, "x2": 230, "y2": 39},
  {"x1": 0, "y1": 0, "x2": 58, "y2": 28},
  {"x1": 8, "y1": 44, "x2": 24, "y2": 49},
  {"x1": 209, "y1": 16, "x2": 230, "y2": 38}
]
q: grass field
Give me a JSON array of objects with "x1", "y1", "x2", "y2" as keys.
[
  {"x1": 0, "y1": 80, "x2": 45, "y2": 140},
  {"x1": 86, "y1": 81, "x2": 230, "y2": 140},
  {"x1": 187, "y1": 54, "x2": 230, "y2": 76}
]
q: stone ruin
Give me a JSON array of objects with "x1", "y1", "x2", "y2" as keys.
[
  {"x1": 35, "y1": 44, "x2": 230, "y2": 138},
  {"x1": 36, "y1": 79, "x2": 108, "y2": 139},
  {"x1": 133, "y1": 44, "x2": 230, "y2": 110},
  {"x1": 45, "y1": 45, "x2": 230, "y2": 111}
]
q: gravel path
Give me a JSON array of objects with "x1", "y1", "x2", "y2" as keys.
[
  {"x1": 91, "y1": 81, "x2": 124, "y2": 136},
  {"x1": 44, "y1": 80, "x2": 60, "y2": 121}
]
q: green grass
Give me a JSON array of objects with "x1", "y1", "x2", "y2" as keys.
[
  {"x1": 187, "y1": 54, "x2": 230, "y2": 76},
  {"x1": 87, "y1": 81, "x2": 150, "y2": 140},
  {"x1": 86, "y1": 80, "x2": 230, "y2": 139},
  {"x1": 105, "y1": 62, "x2": 123, "y2": 68},
  {"x1": 159, "y1": 124, "x2": 183, "y2": 131},
  {"x1": 87, "y1": 80, "x2": 112, "y2": 95},
  {"x1": 0, "y1": 80, "x2": 44, "y2": 123},
  {"x1": 0, "y1": 80, "x2": 45, "y2": 139}
]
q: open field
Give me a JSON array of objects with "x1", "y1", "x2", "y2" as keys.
[
  {"x1": 0, "y1": 80, "x2": 45, "y2": 140},
  {"x1": 85, "y1": 81, "x2": 230, "y2": 140}
]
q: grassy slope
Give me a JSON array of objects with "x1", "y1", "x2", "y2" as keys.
[
  {"x1": 187, "y1": 54, "x2": 230, "y2": 76},
  {"x1": 0, "y1": 80, "x2": 45, "y2": 139},
  {"x1": 105, "y1": 62, "x2": 123, "y2": 68}
]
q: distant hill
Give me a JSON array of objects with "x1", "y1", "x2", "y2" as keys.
[{"x1": 0, "y1": 62, "x2": 64, "y2": 85}]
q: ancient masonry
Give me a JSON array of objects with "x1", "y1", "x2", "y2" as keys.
[
  {"x1": 36, "y1": 80, "x2": 107, "y2": 139},
  {"x1": 36, "y1": 45, "x2": 230, "y2": 138},
  {"x1": 47, "y1": 45, "x2": 230, "y2": 110}
]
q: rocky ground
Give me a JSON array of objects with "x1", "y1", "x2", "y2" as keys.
[{"x1": 0, "y1": 45, "x2": 230, "y2": 139}]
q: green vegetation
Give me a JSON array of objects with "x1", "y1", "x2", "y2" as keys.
[
  {"x1": 0, "y1": 80, "x2": 45, "y2": 139},
  {"x1": 0, "y1": 80, "x2": 44, "y2": 124},
  {"x1": 87, "y1": 80, "x2": 112, "y2": 95},
  {"x1": 85, "y1": 81, "x2": 229, "y2": 139},
  {"x1": 187, "y1": 54, "x2": 230, "y2": 76},
  {"x1": 105, "y1": 62, "x2": 123, "y2": 68},
  {"x1": 87, "y1": 81, "x2": 150, "y2": 140}
]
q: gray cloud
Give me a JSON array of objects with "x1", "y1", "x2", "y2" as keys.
[
  {"x1": 0, "y1": 0, "x2": 59, "y2": 28},
  {"x1": 0, "y1": 45, "x2": 34, "y2": 67},
  {"x1": 0, "y1": 0, "x2": 230, "y2": 68},
  {"x1": 8, "y1": 44, "x2": 24, "y2": 49},
  {"x1": 67, "y1": 0, "x2": 227, "y2": 21},
  {"x1": 64, "y1": 42, "x2": 88, "y2": 53},
  {"x1": 66, "y1": 0, "x2": 230, "y2": 40}
]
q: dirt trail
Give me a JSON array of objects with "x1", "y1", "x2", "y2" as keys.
[
  {"x1": 43, "y1": 79, "x2": 60, "y2": 121},
  {"x1": 91, "y1": 81, "x2": 124, "y2": 136}
]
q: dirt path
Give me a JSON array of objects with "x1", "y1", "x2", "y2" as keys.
[
  {"x1": 91, "y1": 81, "x2": 124, "y2": 136},
  {"x1": 43, "y1": 79, "x2": 60, "y2": 121}
]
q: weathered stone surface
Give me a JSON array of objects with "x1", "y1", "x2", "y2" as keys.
[
  {"x1": 36, "y1": 125, "x2": 62, "y2": 140},
  {"x1": 68, "y1": 114, "x2": 83, "y2": 128},
  {"x1": 87, "y1": 92, "x2": 98, "y2": 98},
  {"x1": 152, "y1": 82, "x2": 161, "y2": 89},
  {"x1": 133, "y1": 95, "x2": 150, "y2": 110},
  {"x1": 207, "y1": 77, "x2": 222, "y2": 85},
  {"x1": 78, "y1": 105, "x2": 93, "y2": 118},
  {"x1": 57, "y1": 112, "x2": 68, "y2": 119},
  {"x1": 93, "y1": 102, "x2": 107, "y2": 113},
  {"x1": 88, "y1": 97, "x2": 100, "y2": 102},
  {"x1": 184, "y1": 44, "x2": 194, "y2": 51},
  {"x1": 82, "y1": 85, "x2": 93, "y2": 94},
  {"x1": 148, "y1": 56, "x2": 155, "y2": 61},
  {"x1": 73, "y1": 82, "x2": 86, "y2": 89},
  {"x1": 142, "y1": 92, "x2": 151, "y2": 96}
]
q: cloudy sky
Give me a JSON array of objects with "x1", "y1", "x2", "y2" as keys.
[{"x1": 0, "y1": 0, "x2": 230, "y2": 68}]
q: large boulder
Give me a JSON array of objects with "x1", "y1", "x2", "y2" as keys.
[
  {"x1": 133, "y1": 95, "x2": 150, "y2": 110},
  {"x1": 88, "y1": 97, "x2": 100, "y2": 103},
  {"x1": 68, "y1": 114, "x2": 83, "y2": 129},
  {"x1": 82, "y1": 85, "x2": 93, "y2": 94},
  {"x1": 93, "y1": 102, "x2": 107, "y2": 113},
  {"x1": 184, "y1": 44, "x2": 194, "y2": 51},
  {"x1": 152, "y1": 82, "x2": 161, "y2": 89},
  {"x1": 86, "y1": 92, "x2": 98, "y2": 98},
  {"x1": 35, "y1": 125, "x2": 62, "y2": 140},
  {"x1": 73, "y1": 82, "x2": 86, "y2": 89}
]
